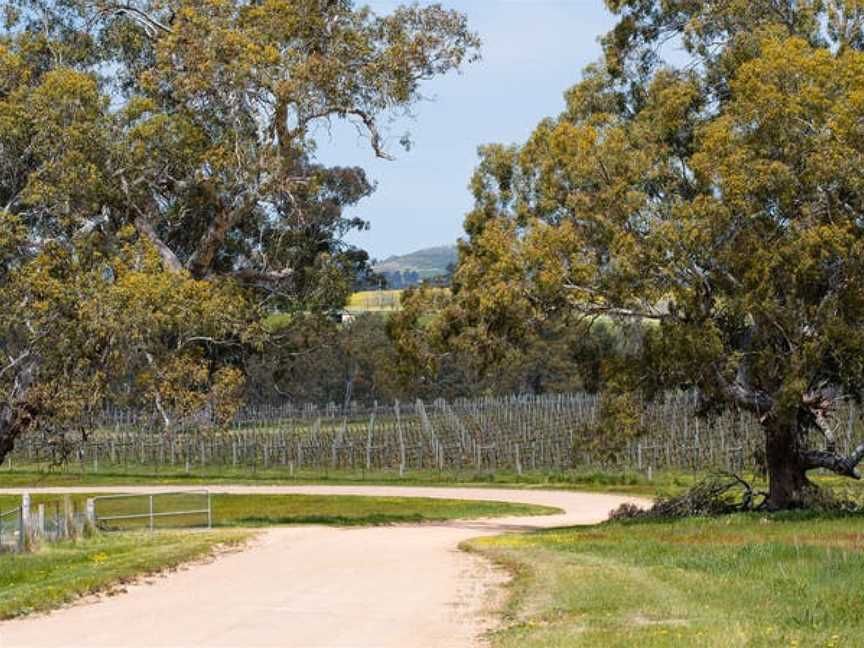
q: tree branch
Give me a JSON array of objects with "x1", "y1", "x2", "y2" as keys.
[
  {"x1": 134, "y1": 215, "x2": 183, "y2": 272},
  {"x1": 562, "y1": 284, "x2": 670, "y2": 321},
  {"x1": 802, "y1": 442, "x2": 864, "y2": 479},
  {"x1": 93, "y1": 2, "x2": 173, "y2": 37},
  {"x1": 186, "y1": 197, "x2": 257, "y2": 279},
  {"x1": 713, "y1": 364, "x2": 775, "y2": 414},
  {"x1": 0, "y1": 350, "x2": 31, "y2": 382},
  {"x1": 226, "y1": 267, "x2": 294, "y2": 284},
  {"x1": 73, "y1": 208, "x2": 110, "y2": 240},
  {"x1": 347, "y1": 109, "x2": 395, "y2": 161},
  {"x1": 0, "y1": 355, "x2": 39, "y2": 464},
  {"x1": 812, "y1": 407, "x2": 838, "y2": 453},
  {"x1": 801, "y1": 399, "x2": 864, "y2": 478},
  {"x1": 572, "y1": 304, "x2": 669, "y2": 321},
  {"x1": 120, "y1": 172, "x2": 183, "y2": 272}
]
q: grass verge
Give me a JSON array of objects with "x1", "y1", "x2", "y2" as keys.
[
  {"x1": 209, "y1": 494, "x2": 560, "y2": 527},
  {"x1": 0, "y1": 530, "x2": 251, "y2": 620},
  {"x1": 465, "y1": 512, "x2": 864, "y2": 647},
  {"x1": 0, "y1": 465, "x2": 692, "y2": 497},
  {"x1": 0, "y1": 493, "x2": 560, "y2": 528}
]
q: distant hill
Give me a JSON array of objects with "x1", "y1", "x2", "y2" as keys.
[{"x1": 372, "y1": 245, "x2": 457, "y2": 288}]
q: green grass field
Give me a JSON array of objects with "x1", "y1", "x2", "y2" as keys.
[
  {"x1": 6, "y1": 463, "x2": 864, "y2": 505},
  {"x1": 9, "y1": 463, "x2": 861, "y2": 503},
  {"x1": 0, "y1": 464, "x2": 689, "y2": 497},
  {"x1": 208, "y1": 494, "x2": 559, "y2": 526},
  {"x1": 0, "y1": 492, "x2": 559, "y2": 528},
  {"x1": 0, "y1": 530, "x2": 251, "y2": 619},
  {"x1": 466, "y1": 512, "x2": 864, "y2": 647}
]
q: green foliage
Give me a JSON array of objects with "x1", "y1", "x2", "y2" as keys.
[
  {"x1": 249, "y1": 312, "x2": 407, "y2": 404},
  {"x1": 419, "y1": 1, "x2": 864, "y2": 508},
  {"x1": 0, "y1": 0, "x2": 479, "y2": 460},
  {"x1": 391, "y1": 281, "x2": 650, "y2": 401},
  {"x1": 579, "y1": 391, "x2": 646, "y2": 462}
]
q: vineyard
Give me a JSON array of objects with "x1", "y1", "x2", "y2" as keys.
[{"x1": 9, "y1": 393, "x2": 864, "y2": 477}]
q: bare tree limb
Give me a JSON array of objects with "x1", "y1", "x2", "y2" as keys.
[
  {"x1": 803, "y1": 442, "x2": 864, "y2": 479},
  {"x1": 813, "y1": 408, "x2": 838, "y2": 453},
  {"x1": 561, "y1": 284, "x2": 670, "y2": 321},
  {"x1": 73, "y1": 208, "x2": 110, "y2": 240},
  {"x1": 0, "y1": 350, "x2": 31, "y2": 382},
  {"x1": 119, "y1": 172, "x2": 184, "y2": 272},
  {"x1": 347, "y1": 109, "x2": 395, "y2": 161},
  {"x1": 134, "y1": 215, "x2": 183, "y2": 272},
  {"x1": 93, "y1": 2, "x2": 173, "y2": 37},
  {"x1": 572, "y1": 304, "x2": 669, "y2": 321}
]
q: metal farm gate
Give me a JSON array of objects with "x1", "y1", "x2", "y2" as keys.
[{"x1": 92, "y1": 490, "x2": 212, "y2": 531}]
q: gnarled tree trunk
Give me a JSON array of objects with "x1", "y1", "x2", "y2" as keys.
[
  {"x1": 763, "y1": 416, "x2": 814, "y2": 510},
  {"x1": 0, "y1": 359, "x2": 39, "y2": 465},
  {"x1": 0, "y1": 416, "x2": 16, "y2": 465},
  {"x1": 0, "y1": 403, "x2": 29, "y2": 466}
]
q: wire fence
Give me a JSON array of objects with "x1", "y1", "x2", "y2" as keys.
[
  {"x1": 0, "y1": 496, "x2": 91, "y2": 553},
  {"x1": 0, "y1": 507, "x2": 21, "y2": 551},
  {"x1": 0, "y1": 490, "x2": 212, "y2": 553},
  {"x1": 7, "y1": 392, "x2": 864, "y2": 476}
]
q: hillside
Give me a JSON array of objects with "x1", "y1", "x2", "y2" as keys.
[{"x1": 373, "y1": 245, "x2": 457, "y2": 280}]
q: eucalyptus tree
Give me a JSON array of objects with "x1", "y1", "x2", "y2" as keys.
[
  {"x1": 0, "y1": 0, "x2": 479, "y2": 460},
  {"x1": 403, "y1": 0, "x2": 864, "y2": 508}
]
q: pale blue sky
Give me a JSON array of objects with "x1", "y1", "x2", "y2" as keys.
[{"x1": 316, "y1": 1, "x2": 615, "y2": 260}]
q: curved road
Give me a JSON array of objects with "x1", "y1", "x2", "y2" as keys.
[{"x1": 0, "y1": 486, "x2": 642, "y2": 648}]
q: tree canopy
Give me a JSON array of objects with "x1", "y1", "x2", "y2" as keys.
[
  {"x1": 398, "y1": 0, "x2": 864, "y2": 509},
  {"x1": 0, "y1": 0, "x2": 479, "y2": 459}
]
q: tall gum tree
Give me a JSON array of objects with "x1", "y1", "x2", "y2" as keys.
[
  {"x1": 404, "y1": 1, "x2": 864, "y2": 509},
  {"x1": 0, "y1": 0, "x2": 479, "y2": 462}
]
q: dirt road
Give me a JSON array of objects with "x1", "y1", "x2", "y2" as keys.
[{"x1": 0, "y1": 486, "x2": 640, "y2": 648}]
